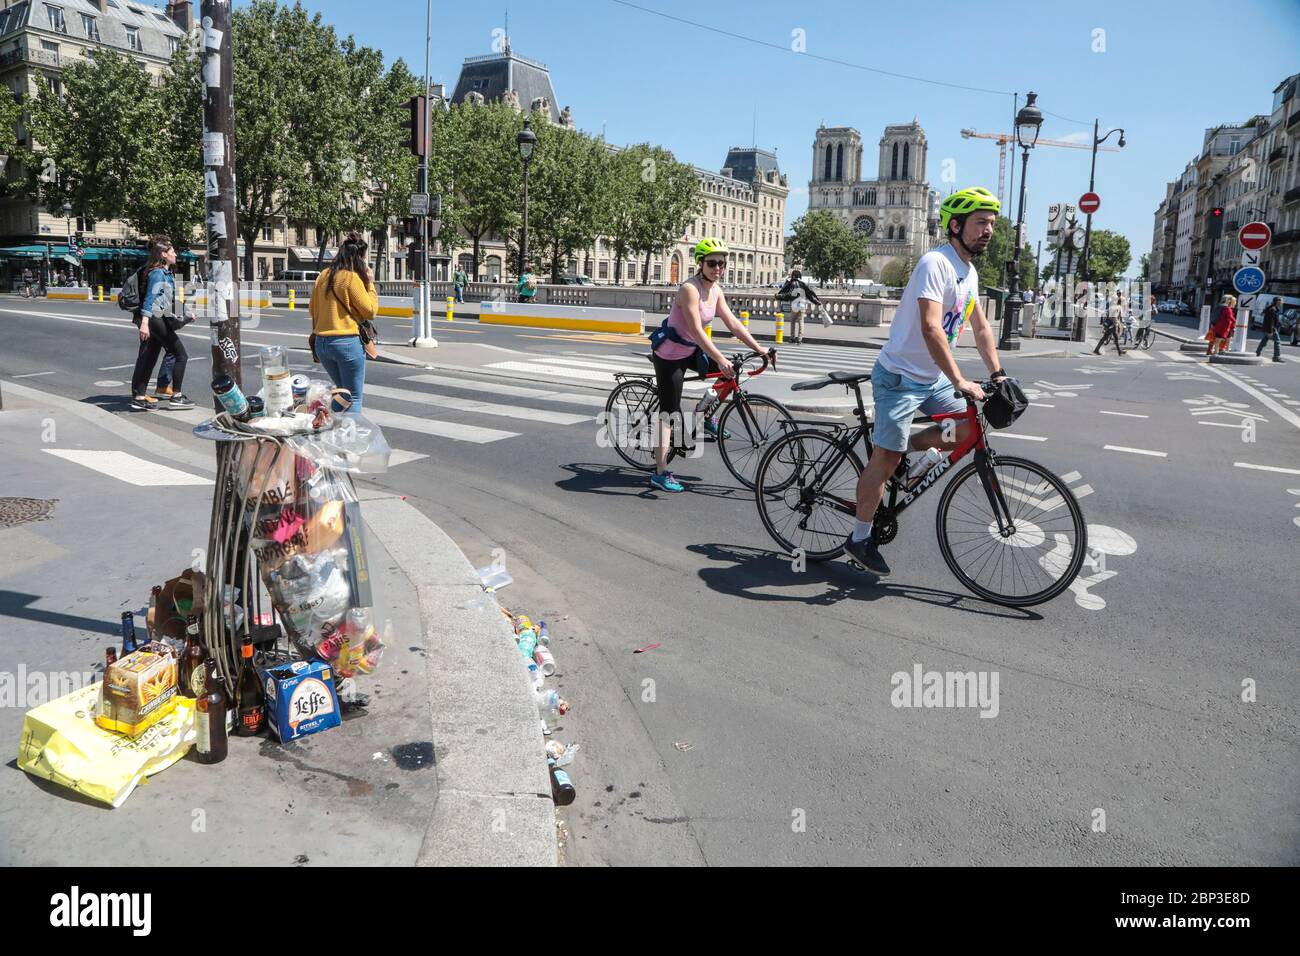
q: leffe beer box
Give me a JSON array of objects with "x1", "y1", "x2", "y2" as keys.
[{"x1": 262, "y1": 660, "x2": 341, "y2": 743}]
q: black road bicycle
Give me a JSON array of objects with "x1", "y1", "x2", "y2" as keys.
[{"x1": 753, "y1": 371, "x2": 1088, "y2": 607}]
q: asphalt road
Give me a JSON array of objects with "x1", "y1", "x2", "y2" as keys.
[{"x1": 4, "y1": 296, "x2": 1298, "y2": 866}]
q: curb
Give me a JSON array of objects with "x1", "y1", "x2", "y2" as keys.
[
  {"x1": 375, "y1": 347, "x2": 437, "y2": 368},
  {"x1": 1208, "y1": 352, "x2": 1267, "y2": 366}
]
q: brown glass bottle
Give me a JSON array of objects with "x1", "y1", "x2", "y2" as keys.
[
  {"x1": 104, "y1": 646, "x2": 117, "y2": 667},
  {"x1": 148, "y1": 584, "x2": 163, "y2": 639},
  {"x1": 195, "y1": 662, "x2": 228, "y2": 765},
  {"x1": 180, "y1": 614, "x2": 208, "y2": 699},
  {"x1": 234, "y1": 640, "x2": 265, "y2": 736}
]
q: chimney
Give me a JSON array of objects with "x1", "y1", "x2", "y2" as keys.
[{"x1": 167, "y1": 0, "x2": 194, "y2": 32}]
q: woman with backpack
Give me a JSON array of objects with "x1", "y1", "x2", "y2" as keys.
[
  {"x1": 128, "y1": 236, "x2": 194, "y2": 411},
  {"x1": 775, "y1": 269, "x2": 823, "y2": 345},
  {"x1": 309, "y1": 233, "x2": 378, "y2": 413}
]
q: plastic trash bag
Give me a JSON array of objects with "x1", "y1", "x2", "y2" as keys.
[{"x1": 18, "y1": 683, "x2": 195, "y2": 808}]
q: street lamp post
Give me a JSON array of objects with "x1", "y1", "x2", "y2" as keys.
[
  {"x1": 1078, "y1": 119, "x2": 1126, "y2": 287},
  {"x1": 1000, "y1": 91, "x2": 1043, "y2": 352},
  {"x1": 517, "y1": 118, "x2": 536, "y2": 282},
  {"x1": 62, "y1": 200, "x2": 73, "y2": 285}
]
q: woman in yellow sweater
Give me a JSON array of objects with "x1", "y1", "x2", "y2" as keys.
[{"x1": 309, "y1": 233, "x2": 379, "y2": 412}]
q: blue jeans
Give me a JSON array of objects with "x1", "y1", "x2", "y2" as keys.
[
  {"x1": 314, "y1": 334, "x2": 366, "y2": 413},
  {"x1": 454, "y1": 284, "x2": 465, "y2": 303}
]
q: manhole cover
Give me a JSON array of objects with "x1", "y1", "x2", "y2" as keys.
[{"x1": 0, "y1": 497, "x2": 58, "y2": 529}]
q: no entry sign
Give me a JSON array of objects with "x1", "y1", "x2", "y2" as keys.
[
  {"x1": 1239, "y1": 221, "x2": 1271, "y2": 250},
  {"x1": 1078, "y1": 192, "x2": 1101, "y2": 215}
]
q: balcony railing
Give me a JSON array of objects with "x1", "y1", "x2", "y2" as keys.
[
  {"x1": 1269, "y1": 146, "x2": 1286, "y2": 163},
  {"x1": 1272, "y1": 229, "x2": 1300, "y2": 247},
  {"x1": 1285, "y1": 185, "x2": 1300, "y2": 205},
  {"x1": 1288, "y1": 111, "x2": 1300, "y2": 131},
  {"x1": 0, "y1": 48, "x2": 61, "y2": 69}
]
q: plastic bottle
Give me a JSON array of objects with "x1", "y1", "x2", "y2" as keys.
[
  {"x1": 548, "y1": 758, "x2": 576, "y2": 806},
  {"x1": 906, "y1": 448, "x2": 945, "y2": 486},
  {"x1": 516, "y1": 628, "x2": 538, "y2": 660},
  {"x1": 526, "y1": 662, "x2": 545, "y2": 692},
  {"x1": 536, "y1": 688, "x2": 562, "y2": 722},
  {"x1": 538, "y1": 621, "x2": 549, "y2": 645}
]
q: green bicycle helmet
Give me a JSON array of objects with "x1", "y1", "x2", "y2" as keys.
[
  {"x1": 939, "y1": 187, "x2": 1001, "y2": 232},
  {"x1": 693, "y1": 236, "x2": 730, "y2": 261}
]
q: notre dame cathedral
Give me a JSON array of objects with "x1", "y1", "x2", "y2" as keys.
[{"x1": 810, "y1": 120, "x2": 942, "y2": 280}]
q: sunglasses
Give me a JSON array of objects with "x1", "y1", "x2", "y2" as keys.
[{"x1": 703, "y1": 259, "x2": 727, "y2": 268}]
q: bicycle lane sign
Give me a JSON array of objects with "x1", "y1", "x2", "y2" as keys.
[{"x1": 1233, "y1": 267, "x2": 1265, "y2": 296}]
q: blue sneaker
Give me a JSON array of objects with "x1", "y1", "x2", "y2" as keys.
[
  {"x1": 703, "y1": 419, "x2": 731, "y2": 439},
  {"x1": 650, "y1": 472, "x2": 685, "y2": 493}
]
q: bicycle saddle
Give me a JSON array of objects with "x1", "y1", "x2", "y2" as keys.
[{"x1": 791, "y1": 371, "x2": 872, "y2": 391}]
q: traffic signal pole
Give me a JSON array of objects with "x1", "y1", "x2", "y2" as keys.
[{"x1": 411, "y1": 0, "x2": 436, "y2": 348}]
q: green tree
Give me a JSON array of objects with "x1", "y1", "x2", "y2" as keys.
[
  {"x1": 631, "y1": 146, "x2": 701, "y2": 285},
  {"x1": 599, "y1": 143, "x2": 653, "y2": 285},
  {"x1": 879, "y1": 256, "x2": 914, "y2": 288},
  {"x1": 787, "y1": 210, "x2": 870, "y2": 284},
  {"x1": 358, "y1": 58, "x2": 419, "y2": 279},
  {"x1": 1085, "y1": 229, "x2": 1131, "y2": 283},
  {"x1": 0, "y1": 85, "x2": 21, "y2": 194},
  {"x1": 26, "y1": 48, "x2": 158, "y2": 226},
  {"x1": 527, "y1": 123, "x2": 608, "y2": 282},
  {"x1": 431, "y1": 101, "x2": 522, "y2": 278},
  {"x1": 129, "y1": 40, "x2": 204, "y2": 243}
]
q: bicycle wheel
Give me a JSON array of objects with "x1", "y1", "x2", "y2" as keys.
[
  {"x1": 935, "y1": 454, "x2": 1087, "y2": 607},
  {"x1": 604, "y1": 378, "x2": 659, "y2": 471},
  {"x1": 755, "y1": 428, "x2": 862, "y2": 561},
  {"x1": 717, "y1": 393, "x2": 795, "y2": 489},
  {"x1": 1139, "y1": 330, "x2": 1154, "y2": 350}
]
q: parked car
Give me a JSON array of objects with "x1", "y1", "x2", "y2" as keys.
[
  {"x1": 557, "y1": 274, "x2": 593, "y2": 285},
  {"x1": 1175, "y1": 301, "x2": 1194, "y2": 316},
  {"x1": 276, "y1": 269, "x2": 320, "y2": 281}
]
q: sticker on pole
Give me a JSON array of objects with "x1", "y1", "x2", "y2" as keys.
[
  {"x1": 1078, "y1": 192, "x2": 1100, "y2": 215},
  {"x1": 1233, "y1": 266, "x2": 1265, "y2": 295},
  {"x1": 1238, "y1": 222, "x2": 1271, "y2": 250}
]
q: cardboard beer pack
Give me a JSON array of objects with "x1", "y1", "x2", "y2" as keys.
[
  {"x1": 263, "y1": 659, "x2": 340, "y2": 743},
  {"x1": 96, "y1": 642, "x2": 180, "y2": 737}
]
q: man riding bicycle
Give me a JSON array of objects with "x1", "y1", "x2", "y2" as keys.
[
  {"x1": 648, "y1": 236, "x2": 773, "y2": 493},
  {"x1": 845, "y1": 186, "x2": 1010, "y2": 575}
]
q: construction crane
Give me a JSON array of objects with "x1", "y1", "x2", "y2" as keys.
[{"x1": 960, "y1": 129, "x2": 1121, "y2": 212}]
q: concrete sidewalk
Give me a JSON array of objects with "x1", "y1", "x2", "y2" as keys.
[{"x1": 0, "y1": 380, "x2": 555, "y2": 866}]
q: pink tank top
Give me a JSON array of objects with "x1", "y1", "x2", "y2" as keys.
[{"x1": 655, "y1": 276, "x2": 718, "y2": 360}]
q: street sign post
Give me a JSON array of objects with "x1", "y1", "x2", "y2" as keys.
[
  {"x1": 1238, "y1": 222, "x2": 1271, "y2": 251},
  {"x1": 1240, "y1": 249, "x2": 1262, "y2": 268},
  {"x1": 1078, "y1": 192, "x2": 1101, "y2": 215},
  {"x1": 408, "y1": 192, "x2": 429, "y2": 217}
]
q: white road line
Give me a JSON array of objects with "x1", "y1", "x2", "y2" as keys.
[
  {"x1": 537, "y1": 355, "x2": 659, "y2": 374},
  {"x1": 1029, "y1": 403, "x2": 1055, "y2": 408},
  {"x1": 388, "y1": 449, "x2": 428, "y2": 467},
  {"x1": 1099, "y1": 410, "x2": 1149, "y2": 418},
  {"x1": 1198, "y1": 421, "x2": 1245, "y2": 428},
  {"x1": 487, "y1": 360, "x2": 618, "y2": 383},
  {"x1": 1201, "y1": 364, "x2": 1300, "y2": 433},
  {"x1": 13, "y1": 370, "x2": 55, "y2": 378},
  {"x1": 363, "y1": 407, "x2": 519, "y2": 443},
  {"x1": 995, "y1": 433, "x2": 1049, "y2": 442},
  {"x1": 97, "y1": 363, "x2": 136, "y2": 371},
  {"x1": 42, "y1": 449, "x2": 213, "y2": 486},
  {"x1": 1104, "y1": 445, "x2": 1167, "y2": 458},
  {"x1": 1234, "y1": 461, "x2": 1300, "y2": 476},
  {"x1": 401, "y1": 373, "x2": 608, "y2": 407},
  {"x1": 364, "y1": 383, "x2": 590, "y2": 425},
  {"x1": 1159, "y1": 351, "x2": 1197, "y2": 363}
]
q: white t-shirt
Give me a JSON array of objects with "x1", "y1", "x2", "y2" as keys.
[{"x1": 877, "y1": 244, "x2": 980, "y2": 383}]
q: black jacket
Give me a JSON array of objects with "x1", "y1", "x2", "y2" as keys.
[
  {"x1": 776, "y1": 277, "x2": 821, "y2": 304},
  {"x1": 1262, "y1": 303, "x2": 1280, "y2": 334}
]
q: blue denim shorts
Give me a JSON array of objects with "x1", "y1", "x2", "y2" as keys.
[{"x1": 870, "y1": 367, "x2": 966, "y2": 453}]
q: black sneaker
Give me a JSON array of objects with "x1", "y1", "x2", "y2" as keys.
[
  {"x1": 844, "y1": 533, "x2": 890, "y2": 576},
  {"x1": 167, "y1": 393, "x2": 196, "y2": 410},
  {"x1": 129, "y1": 396, "x2": 155, "y2": 412}
]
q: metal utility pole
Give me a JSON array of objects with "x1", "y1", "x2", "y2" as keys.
[
  {"x1": 411, "y1": 0, "x2": 436, "y2": 347},
  {"x1": 1079, "y1": 119, "x2": 1126, "y2": 284},
  {"x1": 201, "y1": 0, "x2": 241, "y2": 402}
]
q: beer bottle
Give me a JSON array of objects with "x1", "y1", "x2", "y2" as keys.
[
  {"x1": 234, "y1": 639, "x2": 265, "y2": 736},
  {"x1": 148, "y1": 585, "x2": 163, "y2": 639},
  {"x1": 180, "y1": 615, "x2": 209, "y2": 699},
  {"x1": 548, "y1": 758, "x2": 576, "y2": 807},
  {"x1": 120, "y1": 611, "x2": 138, "y2": 655},
  {"x1": 105, "y1": 646, "x2": 117, "y2": 667},
  {"x1": 195, "y1": 662, "x2": 228, "y2": 765}
]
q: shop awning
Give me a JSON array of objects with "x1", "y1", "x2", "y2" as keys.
[
  {"x1": 291, "y1": 246, "x2": 337, "y2": 262},
  {"x1": 0, "y1": 245, "x2": 53, "y2": 258}
]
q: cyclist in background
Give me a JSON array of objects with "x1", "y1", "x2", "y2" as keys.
[
  {"x1": 648, "y1": 237, "x2": 771, "y2": 493},
  {"x1": 845, "y1": 187, "x2": 1009, "y2": 575}
]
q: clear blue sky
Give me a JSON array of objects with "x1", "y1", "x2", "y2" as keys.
[{"x1": 234, "y1": 0, "x2": 1300, "y2": 274}]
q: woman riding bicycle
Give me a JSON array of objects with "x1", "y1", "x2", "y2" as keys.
[{"x1": 648, "y1": 236, "x2": 772, "y2": 493}]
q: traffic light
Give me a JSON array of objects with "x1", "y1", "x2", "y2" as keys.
[
  {"x1": 401, "y1": 95, "x2": 427, "y2": 158},
  {"x1": 1207, "y1": 206, "x2": 1225, "y2": 239},
  {"x1": 1211, "y1": 207, "x2": 1223, "y2": 218}
]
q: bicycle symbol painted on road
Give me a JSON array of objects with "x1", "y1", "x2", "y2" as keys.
[{"x1": 1039, "y1": 523, "x2": 1137, "y2": 611}]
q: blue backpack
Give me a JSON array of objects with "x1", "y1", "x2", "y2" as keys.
[{"x1": 648, "y1": 317, "x2": 709, "y2": 375}]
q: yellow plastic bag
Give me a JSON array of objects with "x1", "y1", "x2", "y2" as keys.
[{"x1": 17, "y1": 682, "x2": 195, "y2": 809}]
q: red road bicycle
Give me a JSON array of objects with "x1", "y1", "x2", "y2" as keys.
[
  {"x1": 753, "y1": 371, "x2": 1087, "y2": 607},
  {"x1": 604, "y1": 349, "x2": 791, "y2": 489}
]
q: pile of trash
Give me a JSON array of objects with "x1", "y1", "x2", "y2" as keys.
[{"x1": 502, "y1": 609, "x2": 577, "y2": 808}]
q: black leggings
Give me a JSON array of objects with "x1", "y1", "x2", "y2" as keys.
[
  {"x1": 652, "y1": 351, "x2": 718, "y2": 417},
  {"x1": 130, "y1": 314, "x2": 187, "y2": 397}
]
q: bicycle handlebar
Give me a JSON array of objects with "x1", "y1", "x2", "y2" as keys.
[
  {"x1": 711, "y1": 348, "x2": 776, "y2": 380},
  {"x1": 952, "y1": 376, "x2": 1010, "y2": 403}
]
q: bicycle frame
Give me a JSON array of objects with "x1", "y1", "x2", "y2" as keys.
[{"x1": 788, "y1": 391, "x2": 1015, "y2": 533}]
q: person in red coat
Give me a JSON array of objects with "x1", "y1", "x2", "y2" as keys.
[{"x1": 1207, "y1": 295, "x2": 1237, "y2": 356}]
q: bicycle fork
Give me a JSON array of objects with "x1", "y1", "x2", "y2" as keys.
[{"x1": 974, "y1": 448, "x2": 1016, "y2": 536}]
